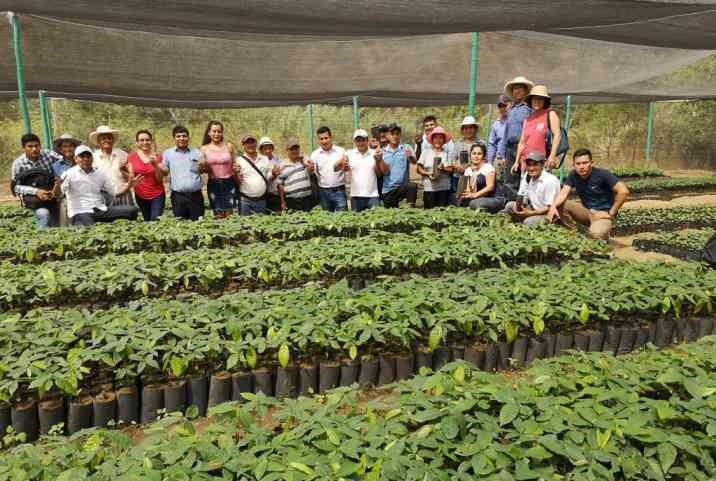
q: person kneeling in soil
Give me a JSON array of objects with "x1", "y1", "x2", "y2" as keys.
[
  {"x1": 62, "y1": 145, "x2": 139, "y2": 226},
  {"x1": 503, "y1": 152, "x2": 560, "y2": 226},
  {"x1": 547, "y1": 148, "x2": 629, "y2": 240},
  {"x1": 457, "y1": 143, "x2": 506, "y2": 213}
]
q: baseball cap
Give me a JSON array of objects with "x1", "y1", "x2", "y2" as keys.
[
  {"x1": 74, "y1": 145, "x2": 93, "y2": 157},
  {"x1": 353, "y1": 129, "x2": 369, "y2": 139},
  {"x1": 460, "y1": 116, "x2": 479, "y2": 127},
  {"x1": 258, "y1": 136, "x2": 274, "y2": 147},
  {"x1": 497, "y1": 95, "x2": 510, "y2": 106},
  {"x1": 525, "y1": 151, "x2": 547, "y2": 163},
  {"x1": 241, "y1": 133, "x2": 257, "y2": 144},
  {"x1": 285, "y1": 138, "x2": 300, "y2": 149}
]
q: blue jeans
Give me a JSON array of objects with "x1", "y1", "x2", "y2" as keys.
[
  {"x1": 34, "y1": 207, "x2": 51, "y2": 229},
  {"x1": 448, "y1": 176, "x2": 461, "y2": 206},
  {"x1": 319, "y1": 188, "x2": 348, "y2": 212},
  {"x1": 239, "y1": 196, "x2": 267, "y2": 216},
  {"x1": 207, "y1": 178, "x2": 237, "y2": 214},
  {"x1": 351, "y1": 196, "x2": 379, "y2": 212},
  {"x1": 136, "y1": 192, "x2": 166, "y2": 221}
]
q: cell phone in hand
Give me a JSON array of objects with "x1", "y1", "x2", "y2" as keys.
[{"x1": 459, "y1": 151, "x2": 469, "y2": 165}]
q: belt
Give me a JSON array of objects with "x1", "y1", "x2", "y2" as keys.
[
  {"x1": 320, "y1": 185, "x2": 346, "y2": 192},
  {"x1": 240, "y1": 193, "x2": 266, "y2": 201}
]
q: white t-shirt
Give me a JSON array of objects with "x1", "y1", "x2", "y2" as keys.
[
  {"x1": 418, "y1": 149, "x2": 451, "y2": 192},
  {"x1": 463, "y1": 163, "x2": 496, "y2": 192},
  {"x1": 237, "y1": 154, "x2": 272, "y2": 198},
  {"x1": 518, "y1": 170, "x2": 561, "y2": 210},
  {"x1": 310, "y1": 145, "x2": 346, "y2": 189},
  {"x1": 347, "y1": 147, "x2": 378, "y2": 198}
]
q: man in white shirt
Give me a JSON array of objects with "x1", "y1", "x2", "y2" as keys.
[
  {"x1": 503, "y1": 152, "x2": 561, "y2": 227},
  {"x1": 308, "y1": 126, "x2": 347, "y2": 212},
  {"x1": 338, "y1": 129, "x2": 379, "y2": 212},
  {"x1": 236, "y1": 133, "x2": 274, "y2": 216},
  {"x1": 62, "y1": 145, "x2": 138, "y2": 226},
  {"x1": 258, "y1": 136, "x2": 285, "y2": 212}
]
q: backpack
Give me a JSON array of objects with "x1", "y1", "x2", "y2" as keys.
[
  {"x1": 12, "y1": 167, "x2": 55, "y2": 210},
  {"x1": 546, "y1": 110, "x2": 570, "y2": 168},
  {"x1": 701, "y1": 232, "x2": 716, "y2": 268}
]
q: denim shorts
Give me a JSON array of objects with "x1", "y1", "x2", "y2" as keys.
[{"x1": 207, "y1": 178, "x2": 237, "y2": 213}]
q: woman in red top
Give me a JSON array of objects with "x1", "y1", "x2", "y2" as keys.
[
  {"x1": 514, "y1": 85, "x2": 562, "y2": 173},
  {"x1": 128, "y1": 129, "x2": 166, "y2": 221}
]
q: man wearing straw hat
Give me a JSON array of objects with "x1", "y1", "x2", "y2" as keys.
[
  {"x1": 52, "y1": 133, "x2": 82, "y2": 226},
  {"x1": 89, "y1": 125, "x2": 137, "y2": 211},
  {"x1": 497, "y1": 76, "x2": 534, "y2": 198}
]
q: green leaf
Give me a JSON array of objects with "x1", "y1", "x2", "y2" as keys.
[
  {"x1": 289, "y1": 462, "x2": 314, "y2": 475},
  {"x1": 657, "y1": 443, "x2": 677, "y2": 474},
  {"x1": 348, "y1": 344, "x2": 358, "y2": 360},
  {"x1": 428, "y1": 325, "x2": 443, "y2": 351},
  {"x1": 579, "y1": 303, "x2": 590, "y2": 324},
  {"x1": 278, "y1": 343, "x2": 290, "y2": 368},
  {"x1": 499, "y1": 403, "x2": 519, "y2": 426}
]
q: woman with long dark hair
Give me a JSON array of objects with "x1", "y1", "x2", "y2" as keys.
[
  {"x1": 200, "y1": 120, "x2": 238, "y2": 218},
  {"x1": 458, "y1": 142, "x2": 505, "y2": 213}
]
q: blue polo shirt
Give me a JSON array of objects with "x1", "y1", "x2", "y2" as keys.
[
  {"x1": 497, "y1": 101, "x2": 532, "y2": 159},
  {"x1": 52, "y1": 158, "x2": 75, "y2": 178},
  {"x1": 565, "y1": 167, "x2": 620, "y2": 211},
  {"x1": 163, "y1": 147, "x2": 203, "y2": 193},
  {"x1": 382, "y1": 144, "x2": 412, "y2": 194}
]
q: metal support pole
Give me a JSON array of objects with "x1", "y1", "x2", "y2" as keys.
[
  {"x1": 484, "y1": 104, "x2": 493, "y2": 142},
  {"x1": 307, "y1": 104, "x2": 316, "y2": 152},
  {"x1": 646, "y1": 101, "x2": 656, "y2": 163},
  {"x1": 352, "y1": 96, "x2": 360, "y2": 130},
  {"x1": 39, "y1": 91, "x2": 53, "y2": 149},
  {"x1": 467, "y1": 32, "x2": 480, "y2": 118},
  {"x1": 559, "y1": 95, "x2": 573, "y2": 182},
  {"x1": 9, "y1": 12, "x2": 32, "y2": 134}
]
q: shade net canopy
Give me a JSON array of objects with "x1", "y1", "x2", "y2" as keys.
[
  {"x1": 0, "y1": 12, "x2": 715, "y2": 108},
  {"x1": 3, "y1": 0, "x2": 716, "y2": 49}
]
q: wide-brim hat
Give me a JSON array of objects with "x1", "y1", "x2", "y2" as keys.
[
  {"x1": 460, "y1": 116, "x2": 480, "y2": 128},
  {"x1": 427, "y1": 126, "x2": 452, "y2": 144},
  {"x1": 89, "y1": 125, "x2": 120, "y2": 145},
  {"x1": 53, "y1": 133, "x2": 81, "y2": 151},
  {"x1": 258, "y1": 136, "x2": 274, "y2": 147},
  {"x1": 526, "y1": 85, "x2": 552, "y2": 107},
  {"x1": 503, "y1": 76, "x2": 535, "y2": 97}
]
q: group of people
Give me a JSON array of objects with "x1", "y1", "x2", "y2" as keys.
[{"x1": 10, "y1": 76, "x2": 629, "y2": 239}]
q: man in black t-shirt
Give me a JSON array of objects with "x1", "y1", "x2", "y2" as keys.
[{"x1": 547, "y1": 148, "x2": 629, "y2": 240}]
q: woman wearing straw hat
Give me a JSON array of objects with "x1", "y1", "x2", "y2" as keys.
[
  {"x1": 417, "y1": 126, "x2": 452, "y2": 209},
  {"x1": 89, "y1": 125, "x2": 138, "y2": 212},
  {"x1": 513, "y1": 85, "x2": 562, "y2": 173},
  {"x1": 52, "y1": 133, "x2": 81, "y2": 226}
]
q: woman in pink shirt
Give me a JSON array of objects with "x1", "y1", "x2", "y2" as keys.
[
  {"x1": 200, "y1": 120, "x2": 238, "y2": 218},
  {"x1": 514, "y1": 85, "x2": 562, "y2": 172},
  {"x1": 128, "y1": 130, "x2": 166, "y2": 221}
]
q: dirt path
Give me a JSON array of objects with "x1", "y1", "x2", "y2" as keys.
[
  {"x1": 623, "y1": 194, "x2": 716, "y2": 210},
  {"x1": 609, "y1": 234, "x2": 681, "y2": 263}
]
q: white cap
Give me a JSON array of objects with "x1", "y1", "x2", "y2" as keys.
[
  {"x1": 353, "y1": 129, "x2": 369, "y2": 139},
  {"x1": 461, "y1": 116, "x2": 480, "y2": 127},
  {"x1": 74, "y1": 145, "x2": 93, "y2": 157},
  {"x1": 258, "y1": 136, "x2": 274, "y2": 147}
]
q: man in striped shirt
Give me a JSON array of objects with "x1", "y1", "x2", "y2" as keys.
[{"x1": 277, "y1": 138, "x2": 314, "y2": 212}]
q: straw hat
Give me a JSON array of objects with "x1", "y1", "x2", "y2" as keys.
[
  {"x1": 503, "y1": 76, "x2": 535, "y2": 96},
  {"x1": 53, "y1": 133, "x2": 81, "y2": 152},
  {"x1": 526, "y1": 85, "x2": 552, "y2": 108},
  {"x1": 89, "y1": 125, "x2": 120, "y2": 145},
  {"x1": 427, "y1": 126, "x2": 452, "y2": 144}
]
